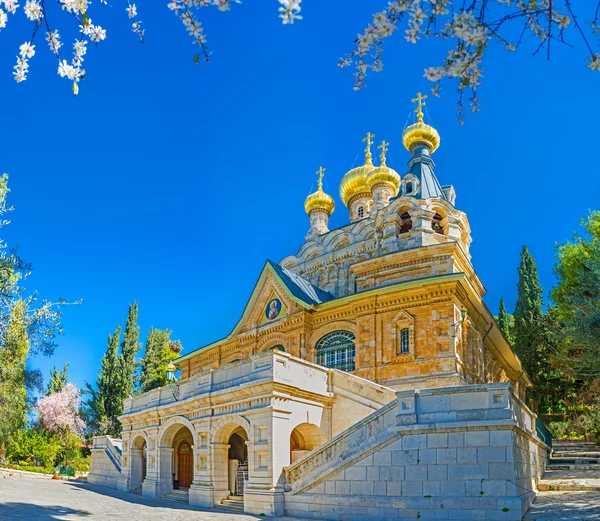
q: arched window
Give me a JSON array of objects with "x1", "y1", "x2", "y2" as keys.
[
  {"x1": 432, "y1": 213, "x2": 444, "y2": 235},
  {"x1": 400, "y1": 328, "x2": 410, "y2": 353},
  {"x1": 357, "y1": 206, "x2": 364, "y2": 218},
  {"x1": 315, "y1": 330, "x2": 356, "y2": 372},
  {"x1": 406, "y1": 181, "x2": 413, "y2": 194},
  {"x1": 399, "y1": 212, "x2": 413, "y2": 234},
  {"x1": 270, "y1": 344, "x2": 286, "y2": 352}
]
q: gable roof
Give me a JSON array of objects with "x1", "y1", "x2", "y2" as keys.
[
  {"x1": 267, "y1": 260, "x2": 333, "y2": 306},
  {"x1": 175, "y1": 261, "x2": 334, "y2": 363}
]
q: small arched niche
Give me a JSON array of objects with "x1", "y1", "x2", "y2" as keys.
[{"x1": 290, "y1": 423, "x2": 327, "y2": 464}]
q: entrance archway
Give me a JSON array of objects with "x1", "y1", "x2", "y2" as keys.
[
  {"x1": 211, "y1": 421, "x2": 250, "y2": 507},
  {"x1": 130, "y1": 435, "x2": 147, "y2": 493},
  {"x1": 227, "y1": 428, "x2": 248, "y2": 497},
  {"x1": 158, "y1": 421, "x2": 194, "y2": 495},
  {"x1": 290, "y1": 423, "x2": 326, "y2": 464}
]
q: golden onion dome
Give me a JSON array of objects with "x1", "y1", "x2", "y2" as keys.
[
  {"x1": 366, "y1": 139, "x2": 401, "y2": 195},
  {"x1": 339, "y1": 164, "x2": 374, "y2": 207},
  {"x1": 304, "y1": 166, "x2": 335, "y2": 215},
  {"x1": 339, "y1": 132, "x2": 377, "y2": 207},
  {"x1": 402, "y1": 91, "x2": 441, "y2": 154}
]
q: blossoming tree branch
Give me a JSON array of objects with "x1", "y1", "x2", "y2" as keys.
[{"x1": 3, "y1": 0, "x2": 599, "y2": 117}]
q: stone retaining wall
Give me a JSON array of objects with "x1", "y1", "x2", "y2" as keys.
[{"x1": 284, "y1": 383, "x2": 549, "y2": 521}]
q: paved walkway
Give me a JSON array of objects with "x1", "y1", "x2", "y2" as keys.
[
  {"x1": 0, "y1": 476, "x2": 305, "y2": 520},
  {"x1": 524, "y1": 490, "x2": 600, "y2": 521}
]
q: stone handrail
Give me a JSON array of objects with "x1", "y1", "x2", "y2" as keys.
[
  {"x1": 92, "y1": 435, "x2": 122, "y2": 473},
  {"x1": 284, "y1": 399, "x2": 399, "y2": 494}
]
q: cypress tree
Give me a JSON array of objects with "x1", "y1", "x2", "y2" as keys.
[
  {"x1": 119, "y1": 303, "x2": 140, "y2": 400},
  {"x1": 139, "y1": 328, "x2": 182, "y2": 393},
  {"x1": 513, "y1": 246, "x2": 549, "y2": 406},
  {"x1": 496, "y1": 298, "x2": 514, "y2": 345},
  {"x1": 85, "y1": 326, "x2": 122, "y2": 436},
  {"x1": 47, "y1": 362, "x2": 69, "y2": 395}
]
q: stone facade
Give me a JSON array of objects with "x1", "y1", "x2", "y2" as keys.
[{"x1": 89, "y1": 111, "x2": 546, "y2": 519}]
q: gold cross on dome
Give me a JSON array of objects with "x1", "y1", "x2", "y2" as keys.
[
  {"x1": 316, "y1": 166, "x2": 326, "y2": 190},
  {"x1": 362, "y1": 132, "x2": 376, "y2": 164},
  {"x1": 411, "y1": 91, "x2": 428, "y2": 121},
  {"x1": 378, "y1": 140, "x2": 389, "y2": 165}
]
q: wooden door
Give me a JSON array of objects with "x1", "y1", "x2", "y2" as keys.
[{"x1": 178, "y1": 441, "x2": 193, "y2": 488}]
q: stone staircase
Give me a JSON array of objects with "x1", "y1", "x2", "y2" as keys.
[
  {"x1": 525, "y1": 440, "x2": 600, "y2": 521},
  {"x1": 160, "y1": 489, "x2": 189, "y2": 504},
  {"x1": 218, "y1": 495, "x2": 244, "y2": 511}
]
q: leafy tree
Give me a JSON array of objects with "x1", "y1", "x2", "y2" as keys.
[
  {"x1": 552, "y1": 211, "x2": 600, "y2": 377},
  {"x1": 0, "y1": 301, "x2": 29, "y2": 461},
  {"x1": 84, "y1": 326, "x2": 123, "y2": 437},
  {"x1": 47, "y1": 362, "x2": 69, "y2": 395},
  {"x1": 139, "y1": 328, "x2": 182, "y2": 393},
  {"x1": 0, "y1": 175, "x2": 74, "y2": 459},
  {"x1": 5, "y1": 428, "x2": 61, "y2": 468},
  {"x1": 496, "y1": 298, "x2": 514, "y2": 345},
  {"x1": 119, "y1": 303, "x2": 141, "y2": 400}
]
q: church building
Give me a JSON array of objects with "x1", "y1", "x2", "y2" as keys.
[{"x1": 89, "y1": 95, "x2": 546, "y2": 521}]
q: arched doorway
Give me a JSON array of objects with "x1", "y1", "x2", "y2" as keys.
[
  {"x1": 130, "y1": 436, "x2": 147, "y2": 493},
  {"x1": 227, "y1": 428, "x2": 248, "y2": 497},
  {"x1": 211, "y1": 422, "x2": 250, "y2": 508},
  {"x1": 158, "y1": 421, "x2": 194, "y2": 495},
  {"x1": 177, "y1": 441, "x2": 193, "y2": 489},
  {"x1": 290, "y1": 423, "x2": 327, "y2": 464}
]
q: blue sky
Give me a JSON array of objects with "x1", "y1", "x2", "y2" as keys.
[{"x1": 2, "y1": 1, "x2": 598, "y2": 392}]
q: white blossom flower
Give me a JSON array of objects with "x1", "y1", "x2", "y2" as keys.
[
  {"x1": 46, "y1": 30, "x2": 62, "y2": 54},
  {"x1": 126, "y1": 3, "x2": 137, "y2": 18},
  {"x1": 0, "y1": 8, "x2": 7, "y2": 29},
  {"x1": 23, "y1": 0, "x2": 41, "y2": 20},
  {"x1": 2, "y1": 0, "x2": 18, "y2": 14},
  {"x1": 278, "y1": 0, "x2": 301, "y2": 24},
  {"x1": 19, "y1": 41, "x2": 35, "y2": 58}
]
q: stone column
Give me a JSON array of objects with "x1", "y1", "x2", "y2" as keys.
[
  {"x1": 244, "y1": 414, "x2": 285, "y2": 517},
  {"x1": 209, "y1": 442, "x2": 231, "y2": 507},
  {"x1": 157, "y1": 447, "x2": 174, "y2": 497},
  {"x1": 189, "y1": 425, "x2": 213, "y2": 507},
  {"x1": 142, "y1": 429, "x2": 160, "y2": 498}
]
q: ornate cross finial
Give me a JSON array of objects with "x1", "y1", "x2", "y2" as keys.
[
  {"x1": 378, "y1": 140, "x2": 389, "y2": 166},
  {"x1": 316, "y1": 166, "x2": 326, "y2": 190},
  {"x1": 362, "y1": 132, "x2": 376, "y2": 165},
  {"x1": 411, "y1": 91, "x2": 428, "y2": 122}
]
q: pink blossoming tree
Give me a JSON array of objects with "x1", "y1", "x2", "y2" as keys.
[{"x1": 36, "y1": 383, "x2": 85, "y2": 437}]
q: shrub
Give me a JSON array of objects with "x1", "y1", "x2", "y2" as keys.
[{"x1": 6, "y1": 428, "x2": 61, "y2": 468}]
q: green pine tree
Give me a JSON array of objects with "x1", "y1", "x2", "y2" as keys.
[
  {"x1": 513, "y1": 246, "x2": 553, "y2": 408},
  {"x1": 47, "y1": 362, "x2": 69, "y2": 395},
  {"x1": 84, "y1": 326, "x2": 122, "y2": 436},
  {"x1": 496, "y1": 298, "x2": 514, "y2": 345},
  {"x1": 138, "y1": 328, "x2": 182, "y2": 393},
  {"x1": 118, "y1": 303, "x2": 140, "y2": 400}
]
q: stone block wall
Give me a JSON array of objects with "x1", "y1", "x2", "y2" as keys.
[{"x1": 284, "y1": 384, "x2": 549, "y2": 521}]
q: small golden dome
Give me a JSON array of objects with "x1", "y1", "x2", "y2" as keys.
[
  {"x1": 339, "y1": 132, "x2": 376, "y2": 207},
  {"x1": 304, "y1": 188, "x2": 335, "y2": 215},
  {"x1": 367, "y1": 139, "x2": 401, "y2": 195},
  {"x1": 402, "y1": 92, "x2": 440, "y2": 153},
  {"x1": 402, "y1": 120, "x2": 440, "y2": 154},
  {"x1": 305, "y1": 166, "x2": 335, "y2": 215},
  {"x1": 339, "y1": 164, "x2": 374, "y2": 207}
]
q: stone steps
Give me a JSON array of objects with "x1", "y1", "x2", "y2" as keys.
[
  {"x1": 525, "y1": 441, "x2": 600, "y2": 519},
  {"x1": 160, "y1": 489, "x2": 189, "y2": 504},
  {"x1": 547, "y1": 464, "x2": 600, "y2": 471},
  {"x1": 219, "y1": 495, "x2": 244, "y2": 511}
]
